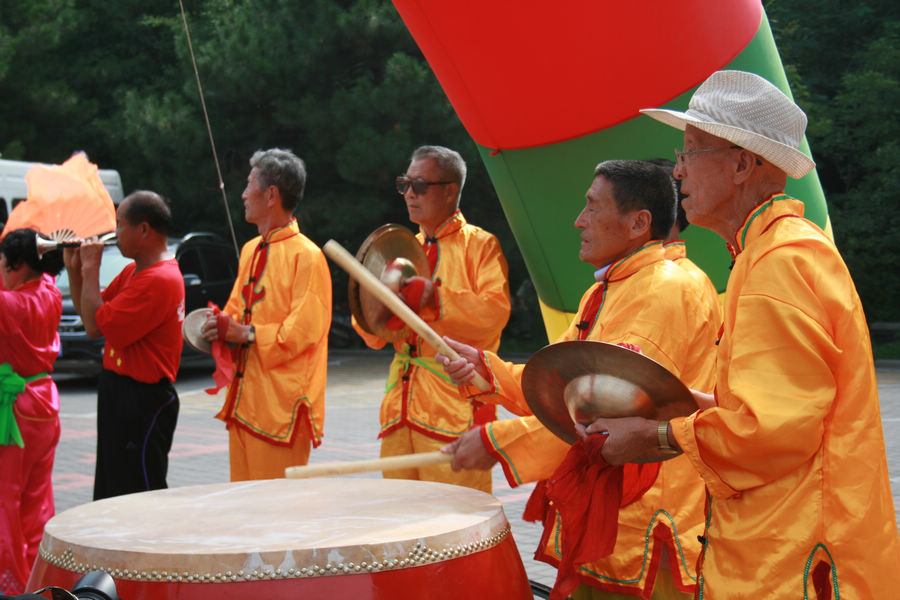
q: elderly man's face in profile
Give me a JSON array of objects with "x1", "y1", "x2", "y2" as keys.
[
  {"x1": 114, "y1": 198, "x2": 141, "y2": 259},
  {"x1": 241, "y1": 167, "x2": 270, "y2": 225},
  {"x1": 674, "y1": 125, "x2": 741, "y2": 232},
  {"x1": 573, "y1": 175, "x2": 635, "y2": 269}
]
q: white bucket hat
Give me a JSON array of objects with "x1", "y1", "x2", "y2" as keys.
[{"x1": 640, "y1": 70, "x2": 816, "y2": 179}]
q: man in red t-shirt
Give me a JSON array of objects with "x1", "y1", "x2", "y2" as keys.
[{"x1": 64, "y1": 190, "x2": 185, "y2": 500}]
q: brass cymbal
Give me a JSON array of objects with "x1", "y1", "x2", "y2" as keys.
[
  {"x1": 348, "y1": 224, "x2": 430, "y2": 343},
  {"x1": 521, "y1": 340, "x2": 697, "y2": 444},
  {"x1": 182, "y1": 308, "x2": 212, "y2": 355}
]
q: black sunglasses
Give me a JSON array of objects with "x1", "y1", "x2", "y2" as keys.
[{"x1": 395, "y1": 176, "x2": 453, "y2": 195}]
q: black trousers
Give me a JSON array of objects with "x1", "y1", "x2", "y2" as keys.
[{"x1": 93, "y1": 369, "x2": 179, "y2": 501}]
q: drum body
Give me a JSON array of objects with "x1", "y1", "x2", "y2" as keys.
[{"x1": 28, "y1": 478, "x2": 532, "y2": 599}]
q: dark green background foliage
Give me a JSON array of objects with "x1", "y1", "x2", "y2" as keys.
[
  {"x1": 1, "y1": 1, "x2": 897, "y2": 350},
  {"x1": 765, "y1": 0, "x2": 900, "y2": 325}
]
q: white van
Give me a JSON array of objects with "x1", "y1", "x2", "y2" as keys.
[{"x1": 0, "y1": 157, "x2": 125, "y2": 225}]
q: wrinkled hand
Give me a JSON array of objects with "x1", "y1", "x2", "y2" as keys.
[
  {"x1": 78, "y1": 237, "x2": 104, "y2": 270},
  {"x1": 200, "y1": 310, "x2": 220, "y2": 341},
  {"x1": 576, "y1": 416, "x2": 662, "y2": 465},
  {"x1": 436, "y1": 336, "x2": 488, "y2": 386},
  {"x1": 63, "y1": 247, "x2": 82, "y2": 272},
  {"x1": 441, "y1": 427, "x2": 498, "y2": 471},
  {"x1": 200, "y1": 311, "x2": 250, "y2": 344}
]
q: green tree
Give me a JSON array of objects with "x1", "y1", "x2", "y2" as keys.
[
  {"x1": 766, "y1": 1, "x2": 900, "y2": 322},
  {"x1": 114, "y1": 0, "x2": 529, "y2": 332}
]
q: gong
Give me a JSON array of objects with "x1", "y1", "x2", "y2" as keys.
[{"x1": 348, "y1": 224, "x2": 431, "y2": 343}]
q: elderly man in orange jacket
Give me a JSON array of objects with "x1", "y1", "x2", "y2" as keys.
[
  {"x1": 650, "y1": 157, "x2": 723, "y2": 322},
  {"x1": 579, "y1": 70, "x2": 900, "y2": 598},
  {"x1": 353, "y1": 145, "x2": 511, "y2": 493},
  {"x1": 203, "y1": 148, "x2": 331, "y2": 482},
  {"x1": 440, "y1": 160, "x2": 720, "y2": 599}
]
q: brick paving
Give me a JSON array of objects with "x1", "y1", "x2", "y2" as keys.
[{"x1": 49, "y1": 351, "x2": 900, "y2": 593}]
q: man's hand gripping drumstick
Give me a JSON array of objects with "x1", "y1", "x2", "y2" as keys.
[
  {"x1": 435, "y1": 336, "x2": 491, "y2": 387},
  {"x1": 322, "y1": 240, "x2": 491, "y2": 392}
]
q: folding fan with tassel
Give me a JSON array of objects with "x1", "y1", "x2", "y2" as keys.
[{"x1": 1, "y1": 152, "x2": 116, "y2": 243}]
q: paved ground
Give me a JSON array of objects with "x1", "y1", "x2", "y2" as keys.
[{"x1": 48, "y1": 351, "x2": 900, "y2": 593}]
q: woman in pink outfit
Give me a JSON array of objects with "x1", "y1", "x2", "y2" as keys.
[{"x1": 0, "y1": 228, "x2": 63, "y2": 594}]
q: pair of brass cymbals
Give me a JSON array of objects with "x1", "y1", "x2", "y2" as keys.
[
  {"x1": 348, "y1": 224, "x2": 430, "y2": 343},
  {"x1": 522, "y1": 341, "x2": 697, "y2": 444}
]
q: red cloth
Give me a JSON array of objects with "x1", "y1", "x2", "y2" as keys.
[
  {"x1": 96, "y1": 259, "x2": 184, "y2": 383},
  {"x1": 617, "y1": 342, "x2": 642, "y2": 353},
  {"x1": 574, "y1": 282, "x2": 605, "y2": 340},
  {"x1": 205, "y1": 303, "x2": 236, "y2": 395},
  {"x1": 386, "y1": 278, "x2": 427, "y2": 330},
  {"x1": 523, "y1": 435, "x2": 660, "y2": 600},
  {"x1": 471, "y1": 401, "x2": 495, "y2": 426},
  {"x1": 424, "y1": 237, "x2": 438, "y2": 273},
  {"x1": 0, "y1": 274, "x2": 61, "y2": 594}
]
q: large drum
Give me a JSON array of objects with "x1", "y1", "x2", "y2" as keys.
[{"x1": 28, "y1": 478, "x2": 533, "y2": 599}]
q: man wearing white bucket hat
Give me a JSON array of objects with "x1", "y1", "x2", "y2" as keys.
[{"x1": 580, "y1": 70, "x2": 900, "y2": 597}]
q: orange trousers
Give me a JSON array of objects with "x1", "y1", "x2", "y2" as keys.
[{"x1": 228, "y1": 424, "x2": 311, "y2": 481}]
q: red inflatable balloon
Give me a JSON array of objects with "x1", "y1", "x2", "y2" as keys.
[{"x1": 393, "y1": 0, "x2": 762, "y2": 149}]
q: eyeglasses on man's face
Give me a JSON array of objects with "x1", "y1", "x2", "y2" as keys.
[
  {"x1": 395, "y1": 176, "x2": 453, "y2": 196},
  {"x1": 673, "y1": 145, "x2": 741, "y2": 166}
]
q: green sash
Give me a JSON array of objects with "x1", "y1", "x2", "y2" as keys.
[
  {"x1": 385, "y1": 344, "x2": 452, "y2": 392},
  {"x1": 0, "y1": 362, "x2": 48, "y2": 448}
]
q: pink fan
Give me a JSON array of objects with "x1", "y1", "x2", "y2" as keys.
[{"x1": 2, "y1": 152, "x2": 116, "y2": 242}]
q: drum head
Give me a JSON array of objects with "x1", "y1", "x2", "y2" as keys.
[
  {"x1": 37, "y1": 478, "x2": 515, "y2": 585},
  {"x1": 522, "y1": 340, "x2": 697, "y2": 443},
  {"x1": 349, "y1": 224, "x2": 430, "y2": 343},
  {"x1": 182, "y1": 308, "x2": 211, "y2": 354}
]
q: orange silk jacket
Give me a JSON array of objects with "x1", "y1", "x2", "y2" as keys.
[
  {"x1": 664, "y1": 240, "x2": 723, "y2": 306},
  {"x1": 355, "y1": 211, "x2": 511, "y2": 441},
  {"x1": 479, "y1": 241, "x2": 720, "y2": 597},
  {"x1": 217, "y1": 220, "x2": 332, "y2": 446},
  {"x1": 672, "y1": 195, "x2": 900, "y2": 598}
]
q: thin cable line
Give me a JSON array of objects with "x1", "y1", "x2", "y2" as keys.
[{"x1": 178, "y1": 0, "x2": 240, "y2": 259}]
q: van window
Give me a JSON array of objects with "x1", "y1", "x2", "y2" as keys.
[{"x1": 0, "y1": 197, "x2": 26, "y2": 225}]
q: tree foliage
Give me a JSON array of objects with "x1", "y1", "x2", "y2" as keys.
[
  {"x1": 766, "y1": 0, "x2": 900, "y2": 322},
  {"x1": 0, "y1": 0, "x2": 896, "y2": 336},
  {"x1": 0, "y1": 0, "x2": 541, "y2": 345}
]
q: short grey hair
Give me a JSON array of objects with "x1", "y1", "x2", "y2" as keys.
[
  {"x1": 250, "y1": 148, "x2": 307, "y2": 212},
  {"x1": 411, "y1": 145, "x2": 466, "y2": 201},
  {"x1": 593, "y1": 160, "x2": 676, "y2": 241}
]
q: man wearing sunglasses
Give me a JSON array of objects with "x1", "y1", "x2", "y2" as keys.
[{"x1": 353, "y1": 145, "x2": 511, "y2": 493}]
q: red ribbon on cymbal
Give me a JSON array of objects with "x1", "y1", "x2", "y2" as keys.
[
  {"x1": 386, "y1": 278, "x2": 427, "y2": 330},
  {"x1": 205, "y1": 302, "x2": 236, "y2": 395},
  {"x1": 523, "y1": 434, "x2": 660, "y2": 600}
]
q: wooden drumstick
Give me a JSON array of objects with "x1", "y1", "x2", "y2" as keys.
[
  {"x1": 285, "y1": 451, "x2": 452, "y2": 479},
  {"x1": 323, "y1": 239, "x2": 491, "y2": 391}
]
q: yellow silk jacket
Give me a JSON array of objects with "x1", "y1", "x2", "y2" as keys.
[
  {"x1": 354, "y1": 210, "x2": 511, "y2": 441},
  {"x1": 479, "y1": 241, "x2": 720, "y2": 597},
  {"x1": 217, "y1": 220, "x2": 332, "y2": 446},
  {"x1": 664, "y1": 240, "x2": 724, "y2": 304},
  {"x1": 672, "y1": 195, "x2": 900, "y2": 598}
]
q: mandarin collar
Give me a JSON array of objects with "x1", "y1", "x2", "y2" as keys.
[
  {"x1": 262, "y1": 218, "x2": 300, "y2": 245},
  {"x1": 730, "y1": 194, "x2": 804, "y2": 256},
  {"x1": 421, "y1": 209, "x2": 465, "y2": 241},
  {"x1": 603, "y1": 240, "x2": 666, "y2": 283},
  {"x1": 663, "y1": 240, "x2": 686, "y2": 261}
]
